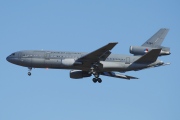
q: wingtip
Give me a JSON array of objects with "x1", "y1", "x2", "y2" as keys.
[
  {"x1": 126, "y1": 75, "x2": 139, "y2": 80},
  {"x1": 110, "y1": 42, "x2": 118, "y2": 44},
  {"x1": 107, "y1": 42, "x2": 118, "y2": 48},
  {"x1": 131, "y1": 77, "x2": 139, "y2": 79}
]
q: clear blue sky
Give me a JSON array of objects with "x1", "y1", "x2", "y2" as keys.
[{"x1": 0, "y1": 0, "x2": 179, "y2": 120}]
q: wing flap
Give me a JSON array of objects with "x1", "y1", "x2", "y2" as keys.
[{"x1": 101, "y1": 72, "x2": 138, "y2": 80}]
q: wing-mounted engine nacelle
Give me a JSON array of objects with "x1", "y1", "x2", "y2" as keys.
[
  {"x1": 129, "y1": 46, "x2": 170, "y2": 56},
  {"x1": 70, "y1": 70, "x2": 91, "y2": 79}
]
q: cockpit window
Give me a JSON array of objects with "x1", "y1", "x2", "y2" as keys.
[{"x1": 10, "y1": 53, "x2": 15, "y2": 56}]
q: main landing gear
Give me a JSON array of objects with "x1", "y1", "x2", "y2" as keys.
[
  {"x1": 92, "y1": 78, "x2": 102, "y2": 83},
  {"x1": 90, "y1": 65, "x2": 102, "y2": 83},
  {"x1": 92, "y1": 73, "x2": 102, "y2": 83},
  {"x1": 28, "y1": 67, "x2": 32, "y2": 76}
]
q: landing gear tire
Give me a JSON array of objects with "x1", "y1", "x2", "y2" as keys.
[
  {"x1": 92, "y1": 78, "x2": 97, "y2": 83},
  {"x1": 28, "y1": 72, "x2": 31, "y2": 76},
  {"x1": 28, "y1": 67, "x2": 32, "y2": 76},
  {"x1": 92, "y1": 78, "x2": 102, "y2": 83},
  {"x1": 97, "y1": 78, "x2": 102, "y2": 83}
]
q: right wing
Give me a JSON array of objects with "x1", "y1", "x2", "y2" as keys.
[
  {"x1": 101, "y1": 72, "x2": 138, "y2": 80},
  {"x1": 142, "y1": 28, "x2": 169, "y2": 47}
]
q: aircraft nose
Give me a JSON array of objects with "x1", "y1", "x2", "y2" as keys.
[
  {"x1": 6, "y1": 56, "x2": 10, "y2": 62},
  {"x1": 6, "y1": 56, "x2": 14, "y2": 63}
]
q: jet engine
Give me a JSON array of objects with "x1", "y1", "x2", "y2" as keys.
[
  {"x1": 70, "y1": 70, "x2": 91, "y2": 79},
  {"x1": 129, "y1": 46, "x2": 170, "y2": 56}
]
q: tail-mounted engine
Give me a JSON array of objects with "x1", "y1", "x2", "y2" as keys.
[{"x1": 129, "y1": 46, "x2": 170, "y2": 56}]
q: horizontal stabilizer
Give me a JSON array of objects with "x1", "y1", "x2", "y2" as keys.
[
  {"x1": 161, "y1": 62, "x2": 171, "y2": 66},
  {"x1": 101, "y1": 72, "x2": 138, "y2": 80},
  {"x1": 135, "y1": 62, "x2": 171, "y2": 71},
  {"x1": 134, "y1": 49, "x2": 161, "y2": 63}
]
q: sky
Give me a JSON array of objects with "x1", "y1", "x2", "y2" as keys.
[{"x1": 0, "y1": 0, "x2": 180, "y2": 120}]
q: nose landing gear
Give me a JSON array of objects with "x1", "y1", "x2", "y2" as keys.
[
  {"x1": 28, "y1": 72, "x2": 31, "y2": 76},
  {"x1": 28, "y1": 67, "x2": 32, "y2": 76}
]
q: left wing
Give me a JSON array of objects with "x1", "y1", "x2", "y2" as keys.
[
  {"x1": 76, "y1": 42, "x2": 118, "y2": 66},
  {"x1": 101, "y1": 72, "x2": 138, "y2": 80}
]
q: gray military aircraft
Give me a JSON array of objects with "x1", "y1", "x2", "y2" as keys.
[{"x1": 6, "y1": 28, "x2": 170, "y2": 83}]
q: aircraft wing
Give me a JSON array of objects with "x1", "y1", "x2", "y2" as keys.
[
  {"x1": 77, "y1": 42, "x2": 118, "y2": 66},
  {"x1": 101, "y1": 72, "x2": 138, "y2": 80}
]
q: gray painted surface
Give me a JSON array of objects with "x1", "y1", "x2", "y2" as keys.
[
  {"x1": 6, "y1": 29, "x2": 171, "y2": 82},
  {"x1": 130, "y1": 28, "x2": 170, "y2": 56}
]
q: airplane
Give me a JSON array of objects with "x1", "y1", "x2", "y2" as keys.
[{"x1": 6, "y1": 28, "x2": 170, "y2": 83}]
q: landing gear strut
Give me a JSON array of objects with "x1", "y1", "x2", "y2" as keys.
[
  {"x1": 92, "y1": 73, "x2": 102, "y2": 83},
  {"x1": 28, "y1": 67, "x2": 32, "y2": 76},
  {"x1": 89, "y1": 63, "x2": 103, "y2": 83}
]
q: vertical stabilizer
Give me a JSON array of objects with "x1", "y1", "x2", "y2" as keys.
[{"x1": 142, "y1": 28, "x2": 169, "y2": 47}]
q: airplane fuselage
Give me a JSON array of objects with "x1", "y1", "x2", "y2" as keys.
[
  {"x1": 6, "y1": 50, "x2": 162, "y2": 72},
  {"x1": 6, "y1": 29, "x2": 170, "y2": 82}
]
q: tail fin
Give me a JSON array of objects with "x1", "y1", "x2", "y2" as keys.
[
  {"x1": 134, "y1": 49, "x2": 161, "y2": 63},
  {"x1": 142, "y1": 28, "x2": 169, "y2": 47}
]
